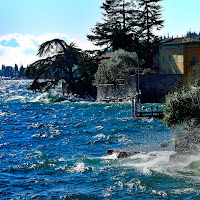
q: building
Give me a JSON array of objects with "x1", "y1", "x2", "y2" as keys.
[
  {"x1": 14, "y1": 64, "x2": 18, "y2": 72},
  {"x1": 19, "y1": 65, "x2": 25, "y2": 77},
  {"x1": 0, "y1": 64, "x2": 26, "y2": 78},
  {"x1": 2, "y1": 65, "x2": 5, "y2": 71},
  {"x1": 5, "y1": 66, "x2": 14, "y2": 77},
  {"x1": 159, "y1": 36, "x2": 200, "y2": 82}
]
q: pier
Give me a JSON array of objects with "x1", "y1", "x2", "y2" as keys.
[
  {"x1": 136, "y1": 105, "x2": 163, "y2": 119},
  {"x1": 132, "y1": 94, "x2": 163, "y2": 119}
]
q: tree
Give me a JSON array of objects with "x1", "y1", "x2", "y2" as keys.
[
  {"x1": 95, "y1": 49, "x2": 138, "y2": 84},
  {"x1": 73, "y1": 51, "x2": 99, "y2": 98},
  {"x1": 87, "y1": 0, "x2": 164, "y2": 68},
  {"x1": 25, "y1": 39, "x2": 99, "y2": 97},
  {"x1": 25, "y1": 39, "x2": 82, "y2": 94},
  {"x1": 137, "y1": 0, "x2": 164, "y2": 68},
  {"x1": 87, "y1": 0, "x2": 138, "y2": 52}
]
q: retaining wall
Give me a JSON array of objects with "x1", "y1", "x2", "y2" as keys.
[{"x1": 97, "y1": 74, "x2": 184, "y2": 103}]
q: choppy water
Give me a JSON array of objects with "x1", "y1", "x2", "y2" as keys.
[{"x1": 1, "y1": 80, "x2": 200, "y2": 199}]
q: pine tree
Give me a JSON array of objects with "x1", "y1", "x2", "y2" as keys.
[
  {"x1": 87, "y1": 0, "x2": 138, "y2": 51},
  {"x1": 137, "y1": 0, "x2": 164, "y2": 68}
]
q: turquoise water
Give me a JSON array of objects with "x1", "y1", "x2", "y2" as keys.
[{"x1": 1, "y1": 80, "x2": 200, "y2": 199}]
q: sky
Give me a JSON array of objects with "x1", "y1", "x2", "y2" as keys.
[{"x1": 0, "y1": 0, "x2": 200, "y2": 68}]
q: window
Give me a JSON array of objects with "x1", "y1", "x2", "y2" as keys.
[
  {"x1": 157, "y1": 56, "x2": 160, "y2": 66},
  {"x1": 192, "y1": 56, "x2": 196, "y2": 65},
  {"x1": 163, "y1": 68, "x2": 165, "y2": 74},
  {"x1": 175, "y1": 54, "x2": 178, "y2": 63},
  {"x1": 162, "y1": 56, "x2": 165, "y2": 63},
  {"x1": 168, "y1": 55, "x2": 171, "y2": 62}
]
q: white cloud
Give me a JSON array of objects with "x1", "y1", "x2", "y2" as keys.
[
  {"x1": 0, "y1": 33, "x2": 98, "y2": 69},
  {"x1": 67, "y1": 36, "x2": 100, "y2": 51}
]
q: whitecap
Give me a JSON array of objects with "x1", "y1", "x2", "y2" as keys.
[
  {"x1": 0, "y1": 110, "x2": 7, "y2": 116},
  {"x1": 68, "y1": 162, "x2": 86, "y2": 173},
  {"x1": 93, "y1": 133, "x2": 105, "y2": 138},
  {"x1": 30, "y1": 91, "x2": 67, "y2": 103},
  {"x1": 152, "y1": 190, "x2": 167, "y2": 197},
  {"x1": 31, "y1": 133, "x2": 48, "y2": 138},
  {"x1": 58, "y1": 157, "x2": 68, "y2": 162},
  {"x1": 94, "y1": 125, "x2": 104, "y2": 131},
  {"x1": 102, "y1": 153, "x2": 118, "y2": 160}
]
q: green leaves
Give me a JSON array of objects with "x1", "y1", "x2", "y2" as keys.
[
  {"x1": 25, "y1": 39, "x2": 82, "y2": 93},
  {"x1": 95, "y1": 49, "x2": 138, "y2": 84},
  {"x1": 25, "y1": 39, "x2": 98, "y2": 97},
  {"x1": 163, "y1": 86, "x2": 200, "y2": 128},
  {"x1": 37, "y1": 39, "x2": 68, "y2": 57},
  {"x1": 87, "y1": 0, "x2": 164, "y2": 68},
  {"x1": 87, "y1": 0, "x2": 138, "y2": 51}
]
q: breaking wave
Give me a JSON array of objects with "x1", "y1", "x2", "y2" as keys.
[{"x1": 1, "y1": 80, "x2": 200, "y2": 199}]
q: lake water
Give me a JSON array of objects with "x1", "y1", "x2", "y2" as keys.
[{"x1": 1, "y1": 80, "x2": 200, "y2": 199}]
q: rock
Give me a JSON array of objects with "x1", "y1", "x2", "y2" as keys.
[
  {"x1": 160, "y1": 143, "x2": 169, "y2": 148},
  {"x1": 117, "y1": 151, "x2": 139, "y2": 158},
  {"x1": 107, "y1": 149, "x2": 120, "y2": 155},
  {"x1": 107, "y1": 149, "x2": 141, "y2": 158},
  {"x1": 102, "y1": 98, "x2": 111, "y2": 103}
]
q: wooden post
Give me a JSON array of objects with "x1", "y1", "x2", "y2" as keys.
[
  {"x1": 132, "y1": 91, "x2": 141, "y2": 118},
  {"x1": 132, "y1": 97, "x2": 137, "y2": 118},
  {"x1": 131, "y1": 97, "x2": 134, "y2": 118},
  {"x1": 131, "y1": 97, "x2": 137, "y2": 117},
  {"x1": 151, "y1": 106, "x2": 153, "y2": 117},
  {"x1": 156, "y1": 106, "x2": 158, "y2": 117}
]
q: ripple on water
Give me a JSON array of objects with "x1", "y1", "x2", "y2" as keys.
[{"x1": 1, "y1": 80, "x2": 200, "y2": 199}]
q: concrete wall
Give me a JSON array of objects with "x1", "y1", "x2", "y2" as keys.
[{"x1": 97, "y1": 74, "x2": 184, "y2": 103}]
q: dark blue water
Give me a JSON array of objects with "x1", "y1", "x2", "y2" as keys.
[{"x1": 1, "y1": 80, "x2": 200, "y2": 199}]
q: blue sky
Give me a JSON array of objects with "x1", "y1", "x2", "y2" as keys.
[
  {"x1": 0, "y1": 0, "x2": 200, "y2": 67},
  {"x1": 0, "y1": 0, "x2": 102, "y2": 38},
  {"x1": 160, "y1": 0, "x2": 200, "y2": 37}
]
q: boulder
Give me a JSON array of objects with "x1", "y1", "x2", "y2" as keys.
[{"x1": 107, "y1": 149, "x2": 141, "y2": 158}]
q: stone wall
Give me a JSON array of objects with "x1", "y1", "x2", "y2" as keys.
[
  {"x1": 139, "y1": 74, "x2": 184, "y2": 103},
  {"x1": 97, "y1": 74, "x2": 184, "y2": 103}
]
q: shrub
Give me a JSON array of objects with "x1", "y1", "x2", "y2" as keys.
[
  {"x1": 163, "y1": 86, "x2": 200, "y2": 128},
  {"x1": 142, "y1": 68, "x2": 156, "y2": 75},
  {"x1": 95, "y1": 49, "x2": 138, "y2": 84}
]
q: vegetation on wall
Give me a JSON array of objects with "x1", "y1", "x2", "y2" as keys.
[
  {"x1": 94, "y1": 49, "x2": 138, "y2": 84},
  {"x1": 142, "y1": 68, "x2": 156, "y2": 75}
]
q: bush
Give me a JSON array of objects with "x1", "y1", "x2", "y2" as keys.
[
  {"x1": 95, "y1": 49, "x2": 138, "y2": 84},
  {"x1": 142, "y1": 68, "x2": 156, "y2": 75},
  {"x1": 163, "y1": 86, "x2": 200, "y2": 128}
]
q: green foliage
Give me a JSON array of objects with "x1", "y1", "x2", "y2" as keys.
[
  {"x1": 87, "y1": 0, "x2": 164, "y2": 68},
  {"x1": 137, "y1": 0, "x2": 164, "y2": 68},
  {"x1": 142, "y1": 68, "x2": 155, "y2": 75},
  {"x1": 137, "y1": 0, "x2": 164, "y2": 41},
  {"x1": 95, "y1": 49, "x2": 138, "y2": 84},
  {"x1": 87, "y1": 0, "x2": 138, "y2": 52},
  {"x1": 25, "y1": 40, "x2": 81, "y2": 93},
  {"x1": 163, "y1": 86, "x2": 200, "y2": 128},
  {"x1": 73, "y1": 52, "x2": 98, "y2": 97},
  {"x1": 186, "y1": 66, "x2": 200, "y2": 87},
  {"x1": 25, "y1": 39, "x2": 98, "y2": 97}
]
